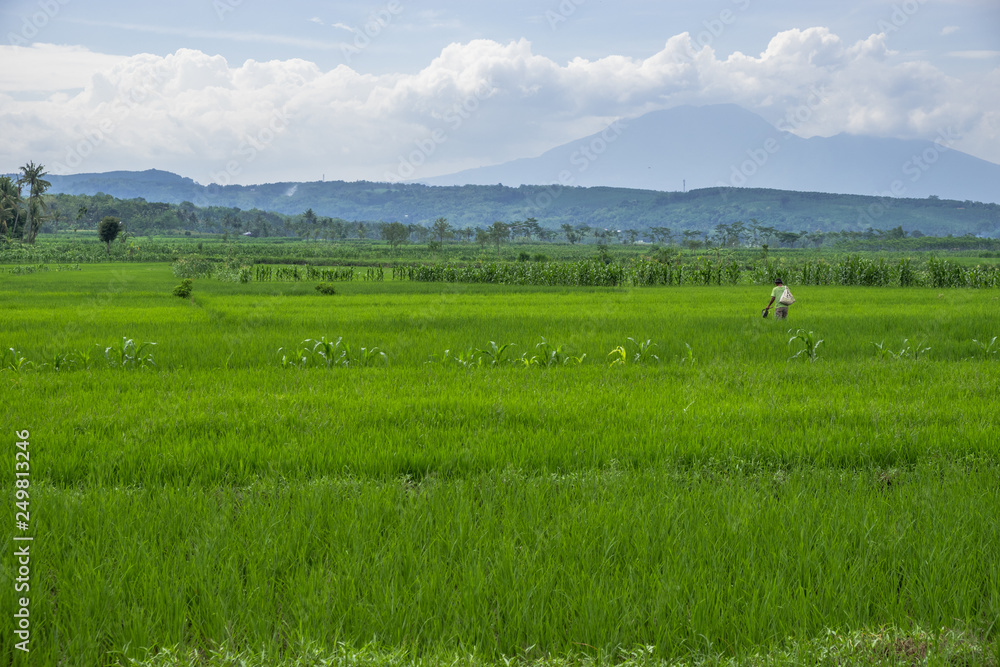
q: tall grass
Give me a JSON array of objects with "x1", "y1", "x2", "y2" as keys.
[
  {"x1": 6, "y1": 464, "x2": 1000, "y2": 664},
  {"x1": 2, "y1": 264, "x2": 999, "y2": 665}
]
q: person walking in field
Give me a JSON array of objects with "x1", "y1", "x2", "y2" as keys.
[{"x1": 763, "y1": 278, "x2": 793, "y2": 320}]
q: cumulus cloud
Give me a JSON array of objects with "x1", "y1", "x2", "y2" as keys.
[{"x1": 1, "y1": 28, "x2": 997, "y2": 184}]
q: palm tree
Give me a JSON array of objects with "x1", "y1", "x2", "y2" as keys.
[
  {"x1": 0, "y1": 176, "x2": 23, "y2": 238},
  {"x1": 17, "y1": 162, "x2": 51, "y2": 243},
  {"x1": 431, "y1": 217, "x2": 452, "y2": 243},
  {"x1": 75, "y1": 206, "x2": 88, "y2": 233},
  {"x1": 488, "y1": 220, "x2": 510, "y2": 253}
]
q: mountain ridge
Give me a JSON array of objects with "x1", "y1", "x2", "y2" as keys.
[
  {"x1": 416, "y1": 104, "x2": 1000, "y2": 205},
  {"x1": 43, "y1": 171, "x2": 1000, "y2": 238}
]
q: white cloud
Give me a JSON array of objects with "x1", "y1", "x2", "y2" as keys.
[
  {"x1": 941, "y1": 25, "x2": 960, "y2": 35},
  {"x1": 2, "y1": 29, "x2": 998, "y2": 184}
]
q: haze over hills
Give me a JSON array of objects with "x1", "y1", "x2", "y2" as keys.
[{"x1": 417, "y1": 105, "x2": 1000, "y2": 205}]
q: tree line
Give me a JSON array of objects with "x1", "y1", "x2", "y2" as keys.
[
  {"x1": 2, "y1": 163, "x2": 124, "y2": 252},
  {"x1": 5, "y1": 163, "x2": 998, "y2": 253}
]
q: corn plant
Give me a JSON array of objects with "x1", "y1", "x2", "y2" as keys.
[
  {"x1": 305, "y1": 336, "x2": 349, "y2": 367},
  {"x1": 356, "y1": 345, "x2": 388, "y2": 367},
  {"x1": 476, "y1": 341, "x2": 515, "y2": 367},
  {"x1": 104, "y1": 337, "x2": 157, "y2": 369},
  {"x1": 428, "y1": 348, "x2": 480, "y2": 368},
  {"x1": 678, "y1": 342, "x2": 696, "y2": 365},
  {"x1": 608, "y1": 338, "x2": 659, "y2": 366},
  {"x1": 277, "y1": 343, "x2": 312, "y2": 369},
  {"x1": 279, "y1": 337, "x2": 387, "y2": 368},
  {"x1": 1, "y1": 347, "x2": 33, "y2": 372},
  {"x1": 874, "y1": 338, "x2": 931, "y2": 360},
  {"x1": 871, "y1": 340, "x2": 893, "y2": 360},
  {"x1": 971, "y1": 336, "x2": 998, "y2": 359},
  {"x1": 73, "y1": 346, "x2": 97, "y2": 370},
  {"x1": 43, "y1": 351, "x2": 73, "y2": 372},
  {"x1": 518, "y1": 337, "x2": 585, "y2": 367},
  {"x1": 788, "y1": 329, "x2": 823, "y2": 362},
  {"x1": 901, "y1": 338, "x2": 931, "y2": 359}
]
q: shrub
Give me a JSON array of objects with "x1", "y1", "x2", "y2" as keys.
[
  {"x1": 315, "y1": 282, "x2": 337, "y2": 295},
  {"x1": 172, "y1": 279, "x2": 193, "y2": 298}
]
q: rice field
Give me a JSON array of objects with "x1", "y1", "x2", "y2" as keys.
[{"x1": 2, "y1": 263, "x2": 999, "y2": 666}]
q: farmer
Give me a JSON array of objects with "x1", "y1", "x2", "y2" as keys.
[{"x1": 764, "y1": 278, "x2": 790, "y2": 320}]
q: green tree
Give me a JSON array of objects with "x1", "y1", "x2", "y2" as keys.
[
  {"x1": 682, "y1": 229, "x2": 703, "y2": 249},
  {"x1": 0, "y1": 176, "x2": 22, "y2": 238},
  {"x1": 524, "y1": 217, "x2": 541, "y2": 240},
  {"x1": 301, "y1": 208, "x2": 318, "y2": 241},
  {"x1": 509, "y1": 220, "x2": 525, "y2": 239},
  {"x1": 382, "y1": 221, "x2": 409, "y2": 251},
  {"x1": 431, "y1": 217, "x2": 452, "y2": 243},
  {"x1": 488, "y1": 220, "x2": 510, "y2": 253},
  {"x1": 408, "y1": 224, "x2": 429, "y2": 243},
  {"x1": 17, "y1": 161, "x2": 51, "y2": 243},
  {"x1": 776, "y1": 231, "x2": 801, "y2": 247},
  {"x1": 729, "y1": 220, "x2": 747, "y2": 247},
  {"x1": 75, "y1": 205, "x2": 88, "y2": 233},
  {"x1": 561, "y1": 223, "x2": 579, "y2": 244},
  {"x1": 98, "y1": 216, "x2": 122, "y2": 257}
]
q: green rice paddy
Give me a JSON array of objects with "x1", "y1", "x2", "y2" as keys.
[{"x1": 2, "y1": 263, "x2": 998, "y2": 665}]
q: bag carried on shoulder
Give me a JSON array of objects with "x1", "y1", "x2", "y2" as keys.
[{"x1": 779, "y1": 286, "x2": 795, "y2": 306}]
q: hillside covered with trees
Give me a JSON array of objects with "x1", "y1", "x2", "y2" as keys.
[{"x1": 39, "y1": 169, "x2": 1000, "y2": 238}]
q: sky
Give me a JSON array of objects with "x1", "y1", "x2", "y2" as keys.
[{"x1": 1, "y1": 0, "x2": 998, "y2": 187}]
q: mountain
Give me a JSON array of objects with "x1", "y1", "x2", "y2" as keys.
[
  {"x1": 417, "y1": 104, "x2": 1000, "y2": 205},
  {"x1": 46, "y1": 169, "x2": 202, "y2": 201}
]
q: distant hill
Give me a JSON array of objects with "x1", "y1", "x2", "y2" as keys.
[
  {"x1": 418, "y1": 104, "x2": 1000, "y2": 206},
  {"x1": 45, "y1": 170, "x2": 1000, "y2": 237}
]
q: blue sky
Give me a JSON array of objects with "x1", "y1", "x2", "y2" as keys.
[{"x1": 2, "y1": 0, "x2": 998, "y2": 185}]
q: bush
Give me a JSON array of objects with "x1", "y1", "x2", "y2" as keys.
[
  {"x1": 172, "y1": 279, "x2": 193, "y2": 298},
  {"x1": 315, "y1": 282, "x2": 337, "y2": 295}
]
